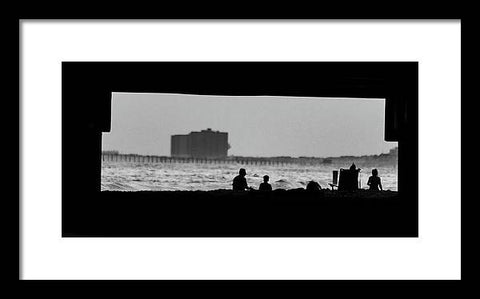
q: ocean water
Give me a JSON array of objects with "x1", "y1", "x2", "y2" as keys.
[{"x1": 101, "y1": 161, "x2": 398, "y2": 191}]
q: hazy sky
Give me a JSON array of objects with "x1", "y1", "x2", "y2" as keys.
[{"x1": 102, "y1": 93, "x2": 397, "y2": 157}]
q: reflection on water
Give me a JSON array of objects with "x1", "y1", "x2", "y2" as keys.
[{"x1": 101, "y1": 161, "x2": 397, "y2": 192}]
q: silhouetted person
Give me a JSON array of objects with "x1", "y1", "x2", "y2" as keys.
[
  {"x1": 259, "y1": 175, "x2": 272, "y2": 191},
  {"x1": 367, "y1": 168, "x2": 383, "y2": 191},
  {"x1": 232, "y1": 168, "x2": 250, "y2": 191},
  {"x1": 306, "y1": 180, "x2": 322, "y2": 191},
  {"x1": 350, "y1": 162, "x2": 361, "y2": 172}
]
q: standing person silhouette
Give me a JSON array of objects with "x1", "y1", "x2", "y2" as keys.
[
  {"x1": 367, "y1": 168, "x2": 383, "y2": 191},
  {"x1": 232, "y1": 168, "x2": 251, "y2": 191},
  {"x1": 259, "y1": 175, "x2": 272, "y2": 191}
]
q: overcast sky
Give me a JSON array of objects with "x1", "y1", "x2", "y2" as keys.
[{"x1": 102, "y1": 93, "x2": 397, "y2": 157}]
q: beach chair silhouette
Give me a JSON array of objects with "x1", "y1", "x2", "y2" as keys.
[
  {"x1": 329, "y1": 170, "x2": 339, "y2": 190},
  {"x1": 338, "y1": 168, "x2": 359, "y2": 191}
]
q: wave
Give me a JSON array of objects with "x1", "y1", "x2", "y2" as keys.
[{"x1": 101, "y1": 162, "x2": 398, "y2": 192}]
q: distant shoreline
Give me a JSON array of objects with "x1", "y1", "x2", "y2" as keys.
[{"x1": 101, "y1": 147, "x2": 398, "y2": 162}]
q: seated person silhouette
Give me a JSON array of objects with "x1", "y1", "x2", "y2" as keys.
[
  {"x1": 349, "y1": 162, "x2": 361, "y2": 172},
  {"x1": 259, "y1": 175, "x2": 272, "y2": 191},
  {"x1": 232, "y1": 168, "x2": 251, "y2": 191},
  {"x1": 367, "y1": 168, "x2": 383, "y2": 191},
  {"x1": 306, "y1": 180, "x2": 322, "y2": 191}
]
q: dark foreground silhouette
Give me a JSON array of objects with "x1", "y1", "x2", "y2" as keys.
[
  {"x1": 232, "y1": 168, "x2": 251, "y2": 191},
  {"x1": 258, "y1": 175, "x2": 272, "y2": 191},
  {"x1": 306, "y1": 180, "x2": 322, "y2": 191},
  {"x1": 368, "y1": 168, "x2": 383, "y2": 191},
  {"x1": 63, "y1": 189, "x2": 416, "y2": 237}
]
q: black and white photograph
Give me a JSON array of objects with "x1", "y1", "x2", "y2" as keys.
[
  {"x1": 19, "y1": 20, "x2": 461, "y2": 281},
  {"x1": 62, "y1": 62, "x2": 418, "y2": 237},
  {"x1": 102, "y1": 94, "x2": 398, "y2": 193}
]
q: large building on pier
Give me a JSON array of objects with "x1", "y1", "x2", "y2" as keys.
[{"x1": 171, "y1": 128, "x2": 229, "y2": 159}]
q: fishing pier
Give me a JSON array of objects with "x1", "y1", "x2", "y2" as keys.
[{"x1": 101, "y1": 152, "x2": 333, "y2": 166}]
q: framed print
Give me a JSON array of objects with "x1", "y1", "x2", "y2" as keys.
[{"x1": 19, "y1": 20, "x2": 461, "y2": 281}]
